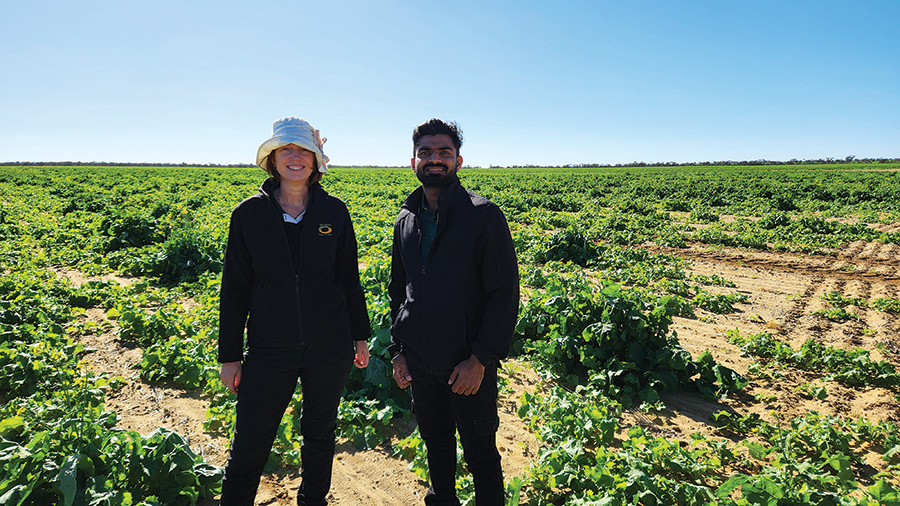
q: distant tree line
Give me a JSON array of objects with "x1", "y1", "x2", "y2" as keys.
[
  {"x1": 2, "y1": 155, "x2": 898, "y2": 169},
  {"x1": 0, "y1": 161, "x2": 258, "y2": 168},
  {"x1": 495, "y1": 155, "x2": 900, "y2": 169}
]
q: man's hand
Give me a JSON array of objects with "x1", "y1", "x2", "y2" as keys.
[
  {"x1": 392, "y1": 354, "x2": 412, "y2": 389},
  {"x1": 448, "y1": 355, "x2": 485, "y2": 395},
  {"x1": 219, "y1": 361, "x2": 242, "y2": 395}
]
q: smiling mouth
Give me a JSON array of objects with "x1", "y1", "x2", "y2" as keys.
[
  {"x1": 425, "y1": 164, "x2": 448, "y2": 173},
  {"x1": 287, "y1": 165, "x2": 307, "y2": 171}
]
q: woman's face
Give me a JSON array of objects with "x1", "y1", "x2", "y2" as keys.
[{"x1": 273, "y1": 144, "x2": 316, "y2": 185}]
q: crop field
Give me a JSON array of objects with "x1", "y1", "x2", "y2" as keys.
[{"x1": 1, "y1": 163, "x2": 900, "y2": 505}]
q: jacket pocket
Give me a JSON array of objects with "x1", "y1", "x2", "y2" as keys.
[{"x1": 249, "y1": 280, "x2": 265, "y2": 311}]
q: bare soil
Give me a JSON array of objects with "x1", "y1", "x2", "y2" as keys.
[{"x1": 61, "y1": 238, "x2": 900, "y2": 504}]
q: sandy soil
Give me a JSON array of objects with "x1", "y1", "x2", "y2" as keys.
[{"x1": 62, "y1": 237, "x2": 900, "y2": 504}]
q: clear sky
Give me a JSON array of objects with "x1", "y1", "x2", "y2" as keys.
[{"x1": 2, "y1": 1, "x2": 898, "y2": 167}]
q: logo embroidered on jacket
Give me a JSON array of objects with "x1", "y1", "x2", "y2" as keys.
[{"x1": 318, "y1": 224, "x2": 333, "y2": 236}]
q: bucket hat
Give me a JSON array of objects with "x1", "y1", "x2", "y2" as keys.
[{"x1": 256, "y1": 117, "x2": 329, "y2": 173}]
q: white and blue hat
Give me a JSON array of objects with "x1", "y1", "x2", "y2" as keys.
[{"x1": 256, "y1": 117, "x2": 329, "y2": 173}]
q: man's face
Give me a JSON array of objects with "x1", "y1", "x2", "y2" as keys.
[{"x1": 412, "y1": 134, "x2": 462, "y2": 188}]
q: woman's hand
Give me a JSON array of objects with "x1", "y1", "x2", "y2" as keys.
[
  {"x1": 354, "y1": 340, "x2": 370, "y2": 368},
  {"x1": 219, "y1": 361, "x2": 242, "y2": 394}
]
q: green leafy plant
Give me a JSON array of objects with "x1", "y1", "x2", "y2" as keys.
[{"x1": 728, "y1": 330, "x2": 900, "y2": 391}]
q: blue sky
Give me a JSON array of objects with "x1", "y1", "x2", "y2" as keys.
[{"x1": 2, "y1": 1, "x2": 898, "y2": 167}]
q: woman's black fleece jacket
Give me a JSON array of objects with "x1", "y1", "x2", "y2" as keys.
[{"x1": 218, "y1": 178, "x2": 370, "y2": 363}]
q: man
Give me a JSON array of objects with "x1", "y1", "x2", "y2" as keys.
[{"x1": 388, "y1": 118, "x2": 519, "y2": 506}]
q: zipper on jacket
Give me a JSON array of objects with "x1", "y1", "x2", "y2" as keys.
[
  {"x1": 420, "y1": 202, "x2": 447, "y2": 374},
  {"x1": 421, "y1": 218, "x2": 430, "y2": 373},
  {"x1": 421, "y1": 267, "x2": 429, "y2": 374},
  {"x1": 419, "y1": 207, "x2": 442, "y2": 276},
  {"x1": 265, "y1": 181, "x2": 308, "y2": 347},
  {"x1": 295, "y1": 271, "x2": 304, "y2": 345},
  {"x1": 277, "y1": 195, "x2": 304, "y2": 346}
]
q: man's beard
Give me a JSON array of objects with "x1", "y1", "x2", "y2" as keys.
[{"x1": 416, "y1": 163, "x2": 458, "y2": 188}]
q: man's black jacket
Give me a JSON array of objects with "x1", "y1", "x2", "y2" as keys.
[{"x1": 388, "y1": 179, "x2": 519, "y2": 374}]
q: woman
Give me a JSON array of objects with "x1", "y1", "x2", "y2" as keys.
[{"x1": 218, "y1": 117, "x2": 370, "y2": 506}]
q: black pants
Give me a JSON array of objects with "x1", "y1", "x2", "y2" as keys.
[
  {"x1": 408, "y1": 361, "x2": 504, "y2": 506},
  {"x1": 220, "y1": 348, "x2": 353, "y2": 506}
]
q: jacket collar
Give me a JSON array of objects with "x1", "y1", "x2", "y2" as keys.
[{"x1": 402, "y1": 177, "x2": 463, "y2": 215}]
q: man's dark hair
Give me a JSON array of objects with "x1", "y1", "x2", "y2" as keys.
[{"x1": 412, "y1": 119, "x2": 463, "y2": 154}]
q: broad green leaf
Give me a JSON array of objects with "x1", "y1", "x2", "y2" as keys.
[{"x1": 59, "y1": 454, "x2": 80, "y2": 506}]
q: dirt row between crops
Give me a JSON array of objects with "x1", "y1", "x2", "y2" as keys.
[
  {"x1": 63, "y1": 240, "x2": 900, "y2": 504},
  {"x1": 657, "y1": 241, "x2": 900, "y2": 482}
]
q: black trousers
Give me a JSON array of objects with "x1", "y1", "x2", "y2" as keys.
[
  {"x1": 220, "y1": 348, "x2": 353, "y2": 506},
  {"x1": 408, "y1": 361, "x2": 504, "y2": 506}
]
